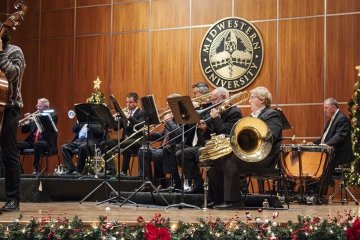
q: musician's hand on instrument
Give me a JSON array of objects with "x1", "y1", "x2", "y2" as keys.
[
  {"x1": 210, "y1": 108, "x2": 220, "y2": 118},
  {"x1": 24, "y1": 112, "x2": 31, "y2": 118},
  {"x1": 319, "y1": 143, "x2": 329, "y2": 147},
  {"x1": 163, "y1": 113, "x2": 172, "y2": 122},
  {"x1": 124, "y1": 112, "x2": 130, "y2": 119},
  {"x1": 192, "y1": 101, "x2": 200, "y2": 109}
]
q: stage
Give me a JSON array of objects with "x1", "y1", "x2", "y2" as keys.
[
  {"x1": 0, "y1": 176, "x2": 360, "y2": 226},
  {"x1": 1, "y1": 202, "x2": 359, "y2": 226}
]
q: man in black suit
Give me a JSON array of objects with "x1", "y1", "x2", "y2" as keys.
[
  {"x1": 101, "y1": 92, "x2": 145, "y2": 175},
  {"x1": 178, "y1": 87, "x2": 242, "y2": 194},
  {"x1": 138, "y1": 93, "x2": 183, "y2": 189},
  {"x1": 313, "y1": 98, "x2": 353, "y2": 195},
  {"x1": 210, "y1": 86, "x2": 282, "y2": 209},
  {"x1": 17, "y1": 98, "x2": 58, "y2": 175},
  {"x1": 61, "y1": 122, "x2": 105, "y2": 174}
]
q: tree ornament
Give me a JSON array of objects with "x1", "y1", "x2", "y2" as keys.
[{"x1": 352, "y1": 118, "x2": 358, "y2": 128}]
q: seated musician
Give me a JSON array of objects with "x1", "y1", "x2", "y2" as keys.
[
  {"x1": 100, "y1": 92, "x2": 145, "y2": 176},
  {"x1": 313, "y1": 98, "x2": 353, "y2": 195},
  {"x1": 176, "y1": 87, "x2": 242, "y2": 194},
  {"x1": 138, "y1": 93, "x2": 182, "y2": 189},
  {"x1": 61, "y1": 121, "x2": 105, "y2": 175},
  {"x1": 17, "y1": 98, "x2": 58, "y2": 175},
  {"x1": 173, "y1": 82, "x2": 211, "y2": 193},
  {"x1": 209, "y1": 86, "x2": 282, "y2": 209}
]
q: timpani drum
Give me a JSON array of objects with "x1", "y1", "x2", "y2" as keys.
[{"x1": 280, "y1": 144, "x2": 333, "y2": 180}]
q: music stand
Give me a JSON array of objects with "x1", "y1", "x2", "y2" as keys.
[
  {"x1": 110, "y1": 95, "x2": 127, "y2": 120},
  {"x1": 80, "y1": 104, "x2": 119, "y2": 204},
  {"x1": 275, "y1": 108, "x2": 292, "y2": 130},
  {"x1": 165, "y1": 96, "x2": 201, "y2": 210},
  {"x1": 119, "y1": 95, "x2": 169, "y2": 207},
  {"x1": 96, "y1": 95, "x2": 136, "y2": 206},
  {"x1": 34, "y1": 113, "x2": 58, "y2": 177}
]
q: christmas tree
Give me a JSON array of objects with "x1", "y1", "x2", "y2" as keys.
[
  {"x1": 347, "y1": 66, "x2": 360, "y2": 186},
  {"x1": 87, "y1": 76, "x2": 105, "y2": 104}
]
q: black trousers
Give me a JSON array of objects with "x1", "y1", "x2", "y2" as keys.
[
  {"x1": 176, "y1": 146, "x2": 203, "y2": 187},
  {"x1": 100, "y1": 138, "x2": 140, "y2": 173},
  {"x1": 0, "y1": 107, "x2": 20, "y2": 201},
  {"x1": 17, "y1": 140, "x2": 48, "y2": 169},
  {"x1": 61, "y1": 138, "x2": 89, "y2": 172}
]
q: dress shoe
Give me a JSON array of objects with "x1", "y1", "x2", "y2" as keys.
[
  {"x1": 32, "y1": 169, "x2": 40, "y2": 175},
  {"x1": 184, "y1": 185, "x2": 204, "y2": 194},
  {"x1": 120, "y1": 171, "x2": 127, "y2": 176},
  {"x1": 2, "y1": 200, "x2": 20, "y2": 212},
  {"x1": 214, "y1": 201, "x2": 243, "y2": 210}
]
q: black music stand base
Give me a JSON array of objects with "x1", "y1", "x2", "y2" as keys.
[
  {"x1": 119, "y1": 180, "x2": 169, "y2": 207},
  {"x1": 165, "y1": 124, "x2": 200, "y2": 211},
  {"x1": 80, "y1": 180, "x2": 119, "y2": 204},
  {"x1": 328, "y1": 168, "x2": 359, "y2": 205}
]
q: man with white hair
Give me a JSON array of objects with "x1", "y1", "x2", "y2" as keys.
[
  {"x1": 17, "y1": 98, "x2": 58, "y2": 175},
  {"x1": 313, "y1": 98, "x2": 352, "y2": 196},
  {"x1": 209, "y1": 86, "x2": 282, "y2": 209}
]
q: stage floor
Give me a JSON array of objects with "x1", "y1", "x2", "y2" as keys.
[{"x1": 1, "y1": 201, "x2": 359, "y2": 225}]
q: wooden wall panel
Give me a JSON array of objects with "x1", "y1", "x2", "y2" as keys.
[
  {"x1": 76, "y1": 6, "x2": 111, "y2": 35},
  {"x1": 244, "y1": 21, "x2": 277, "y2": 100},
  {"x1": 279, "y1": 0, "x2": 324, "y2": 18},
  {"x1": 77, "y1": 0, "x2": 111, "y2": 6},
  {"x1": 234, "y1": 0, "x2": 277, "y2": 21},
  {"x1": 327, "y1": 0, "x2": 360, "y2": 14},
  {"x1": 74, "y1": 36, "x2": 111, "y2": 104},
  {"x1": 39, "y1": 38, "x2": 74, "y2": 113},
  {"x1": 280, "y1": 105, "x2": 324, "y2": 139},
  {"x1": 41, "y1": 0, "x2": 74, "y2": 10},
  {"x1": 191, "y1": 0, "x2": 232, "y2": 25},
  {"x1": 150, "y1": 29, "x2": 189, "y2": 108},
  {"x1": 111, "y1": 32, "x2": 149, "y2": 103},
  {"x1": 41, "y1": 9, "x2": 74, "y2": 38},
  {"x1": 151, "y1": 0, "x2": 190, "y2": 29},
  {"x1": 190, "y1": 27, "x2": 211, "y2": 90},
  {"x1": 113, "y1": 2, "x2": 150, "y2": 32},
  {"x1": 326, "y1": 15, "x2": 360, "y2": 102},
  {"x1": 278, "y1": 18, "x2": 324, "y2": 103}
]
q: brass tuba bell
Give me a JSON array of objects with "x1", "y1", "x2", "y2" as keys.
[{"x1": 230, "y1": 116, "x2": 273, "y2": 162}]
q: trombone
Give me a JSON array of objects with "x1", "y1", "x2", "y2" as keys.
[{"x1": 150, "y1": 91, "x2": 250, "y2": 148}]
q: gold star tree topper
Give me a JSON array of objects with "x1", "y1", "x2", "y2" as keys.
[
  {"x1": 93, "y1": 76, "x2": 101, "y2": 90},
  {"x1": 356, "y1": 66, "x2": 360, "y2": 77}
]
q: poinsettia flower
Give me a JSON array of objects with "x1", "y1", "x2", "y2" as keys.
[
  {"x1": 145, "y1": 223, "x2": 171, "y2": 240},
  {"x1": 346, "y1": 217, "x2": 360, "y2": 240}
]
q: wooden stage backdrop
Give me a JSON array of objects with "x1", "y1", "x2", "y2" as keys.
[{"x1": 1, "y1": 0, "x2": 360, "y2": 173}]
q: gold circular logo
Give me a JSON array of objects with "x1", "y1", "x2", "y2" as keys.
[{"x1": 200, "y1": 17, "x2": 264, "y2": 92}]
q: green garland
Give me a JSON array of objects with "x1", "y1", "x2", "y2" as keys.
[
  {"x1": 0, "y1": 211, "x2": 358, "y2": 240},
  {"x1": 347, "y1": 67, "x2": 360, "y2": 186}
]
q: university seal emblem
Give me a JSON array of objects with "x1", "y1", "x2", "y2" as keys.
[{"x1": 200, "y1": 17, "x2": 264, "y2": 92}]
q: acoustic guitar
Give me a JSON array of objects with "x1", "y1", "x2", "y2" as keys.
[{"x1": 0, "y1": 0, "x2": 27, "y2": 129}]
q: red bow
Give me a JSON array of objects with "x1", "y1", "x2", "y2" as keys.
[{"x1": 145, "y1": 223, "x2": 171, "y2": 240}]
